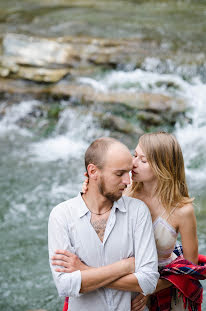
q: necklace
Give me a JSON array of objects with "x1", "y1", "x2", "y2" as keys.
[{"x1": 89, "y1": 206, "x2": 112, "y2": 215}]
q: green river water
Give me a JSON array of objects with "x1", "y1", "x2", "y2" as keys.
[{"x1": 0, "y1": 1, "x2": 206, "y2": 310}]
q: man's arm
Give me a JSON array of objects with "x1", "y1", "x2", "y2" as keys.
[
  {"x1": 52, "y1": 249, "x2": 141, "y2": 292},
  {"x1": 48, "y1": 204, "x2": 135, "y2": 297},
  {"x1": 105, "y1": 274, "x2": 142, "y2": 292},
  {"x1": 80, "y1": 258, "x2": 134, "y2": 293}
]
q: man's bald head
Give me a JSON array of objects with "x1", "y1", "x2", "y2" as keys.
[{"x1": 85, "y1": 137, "x2": 129, "y2": 172}]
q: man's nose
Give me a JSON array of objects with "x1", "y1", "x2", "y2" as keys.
[{"x1": 122, "y1": 173, "x2": 130, "y2": 185}]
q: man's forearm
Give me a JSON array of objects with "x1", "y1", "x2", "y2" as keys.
[
  {"x1": 105, "y1": 274, "x2": 143, "y2": 292},
  {"x1": 80, "y1": 258, "x2": 134, "y2": 293}
]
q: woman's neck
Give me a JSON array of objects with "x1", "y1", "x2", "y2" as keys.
[{"x1": 141, "y1": 180, "x2": 158, "y2": 199}]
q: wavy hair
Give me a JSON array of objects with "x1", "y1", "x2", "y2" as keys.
[{"x1": 127, "y1": 132, "x2": 193, "y2": 210}]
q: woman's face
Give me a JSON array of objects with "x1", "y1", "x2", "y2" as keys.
[{"x1": 132, "y1": 144, "x2": 156, "y2": 183}]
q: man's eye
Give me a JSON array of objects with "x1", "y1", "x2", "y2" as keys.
[{"x1": 116, "y1": 173, "x2": 123, "y2": 176}]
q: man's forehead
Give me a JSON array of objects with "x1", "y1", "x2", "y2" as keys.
[
  {"x1": 106, "y1": 142, "x2": 131, "y2": 155},
  {"x1": 104, "y1": 149, "x2": 133, "y2": 170}
]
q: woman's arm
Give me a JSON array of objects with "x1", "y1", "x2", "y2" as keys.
[
  {"x1": 178, "y1": 203, "x2": 198, "y2": 264},
  {"x1": 154, "y1": 278, "x2": 171, "y2": 292}
]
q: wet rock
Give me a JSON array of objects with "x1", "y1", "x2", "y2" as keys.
[
  {"x1": 136, "y1": 111, "x2": 164, "y2": 126},
  {"x1": 0, "y1": 66, "x2": 10, "y2": 77},
  {"x1": 97, "y1": 113, "x2": 143, "y2": 135},
  {"x1": 12, "y1": 66, "x2": 69, "y2": 82},
  {"x1": 155, "y1": 80, "x2": 180, "y2": 90},
  {"x1": 0, "y1": 78, "x2": 186, "y2": 123},
  {"x1": 2, "y1": 33, "x2": 78, "y2": 66},
  {"x1": 1, "y1": 33, "x2": 158, "y2": 83},
  {"x1": 1, "y1": 33, "x2": 206, "y2": 85},
  {"x1": 49, "y1": 82, "x2": 186, "y2": 113},
  {"x1": 0, "y1": 56, "x2": 70, "y2": 82}
]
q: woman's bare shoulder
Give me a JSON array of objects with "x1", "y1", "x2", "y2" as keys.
[
  {"x1": 175, "y1": 203, "x2": 196, "y2": 229},
  {"x1": 176, "y1": 203, "x2": 194, "y2": 217}
]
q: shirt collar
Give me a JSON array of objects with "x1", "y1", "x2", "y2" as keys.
[
  {"x1": 113, "y1": 197, "x2": 127, "y2": 213},
  {"x1": 77, "y1": 192, "x2": 90, "y2": 218},
  {"x1": 76, "y1": 193, "x2": 127, "y2": 218}
]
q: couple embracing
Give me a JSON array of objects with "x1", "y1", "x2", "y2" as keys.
[{"x1": 49, "y1": 133, "x2": 206, "y2": 311}]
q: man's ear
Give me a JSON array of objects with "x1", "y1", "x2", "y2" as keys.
[{"x1": 87, "y1": 163, "x2": 99, "y2": 180}]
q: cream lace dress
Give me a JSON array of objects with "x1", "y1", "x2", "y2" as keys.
[{"x1": 153, "y1": 208, "x2": 188, "y2": 311}]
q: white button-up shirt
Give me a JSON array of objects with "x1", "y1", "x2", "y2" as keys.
[{"x1": 48, "y1": 193, "x2": 159, "y2": 311}]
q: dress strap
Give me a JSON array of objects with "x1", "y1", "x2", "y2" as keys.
[
  {"x1": 159, "y1": 208, "x2": 167, "y2": 218},
  {"x1": 165, "y1": 206, "x2": 177, "y2": 221}
]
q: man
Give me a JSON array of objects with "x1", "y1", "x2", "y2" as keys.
[{"x1": 48, "y1": 137, "x2": 159, "y2": 311}]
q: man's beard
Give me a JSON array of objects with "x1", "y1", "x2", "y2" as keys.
[{"x1": 98, "y1": 176, "x2": 123, "y2": 202}]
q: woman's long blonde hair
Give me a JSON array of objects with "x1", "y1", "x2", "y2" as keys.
[{"x1": 127, "y1": 132, "x2": 193, "y2": 210}]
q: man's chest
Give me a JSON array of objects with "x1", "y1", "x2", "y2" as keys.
[
  {"x1": 90, "y1": 213, "x2": 110, "y2": 242},
  {"x1": 68, "y1": 212, "x2": 135, "y2": 266}
]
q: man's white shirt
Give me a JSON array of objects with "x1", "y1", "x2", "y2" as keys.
[{"x1": 48, "y1": 193, "x2": 159, "y2": 311}]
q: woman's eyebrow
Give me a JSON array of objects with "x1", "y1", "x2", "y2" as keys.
[{"x1": 134, "y1": 151, "x2": 147, "y2": 158}]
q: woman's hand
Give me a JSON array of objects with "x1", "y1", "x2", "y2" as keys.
[
  {"x1": 52, "y1": 249, "x2": 88, "y2": 273},
  {"x1": 131, "y1": 293, "x2": 149, "y2": 311},
  {"x1": 82, "y1": 172, "x2": 89, "y2": 194}
]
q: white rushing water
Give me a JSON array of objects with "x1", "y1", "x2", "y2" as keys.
[{"x1": 0, "y1": 99, "x2": 40, "y2": 137}]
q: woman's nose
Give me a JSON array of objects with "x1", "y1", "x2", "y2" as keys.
[{"x1": 133, "y1": 157, "x2": 138, "y2": 167}]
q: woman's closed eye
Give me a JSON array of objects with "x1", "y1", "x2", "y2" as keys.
[{"x1": 133, "y1": 154, "x2": 147, "y2": 163}]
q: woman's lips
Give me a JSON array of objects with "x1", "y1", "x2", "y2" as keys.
[{"x1": 132, "y1": 170, "x2": 138, "y2": 175}]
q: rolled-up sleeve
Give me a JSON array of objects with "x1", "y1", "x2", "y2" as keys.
[
  {"x1": 48, "y1": 204, "x2": 82, "y2": 297},
  {"x1": 133, "y1": 201, "x2": 159, "y2": 295}
]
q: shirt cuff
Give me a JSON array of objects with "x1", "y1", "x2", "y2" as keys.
[
  {"x1": 133, "y1": 271, "x2": 158, "y2": 296},
  {"x1": 70, "y1": 270, "x2": 82, "y2": 297},
  {"x1": 57, "y1": 270, "x2": 82, "y2": 297}
]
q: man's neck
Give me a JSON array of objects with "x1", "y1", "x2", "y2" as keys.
[{"x1": 82, "y1": 189, "x2": 113, "y2": 215}]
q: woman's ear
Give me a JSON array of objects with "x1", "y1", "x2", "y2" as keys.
[{"x1": 87, "y1": 163, "x2": 99, "y2": 180}]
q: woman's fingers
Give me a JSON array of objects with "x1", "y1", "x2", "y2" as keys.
[
  {"x1": 131, "y1": 294, "x2": 147, "y2": 311},
  {"x1": 82, "y1": 179, "x2": 89, "y2": 193},
  {"x1": 132, "y1": 301, "x2": 146, "y2": 311}
]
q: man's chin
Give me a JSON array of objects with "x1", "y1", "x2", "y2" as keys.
[{"x1": 105, "y1": 192, "x2": 123, "y2": 202}]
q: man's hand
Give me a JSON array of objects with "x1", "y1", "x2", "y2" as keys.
[
  {"x1": 52, "y1": 249, "x2": 88, "y2": 273},
  {"x1": 131, "y1": 293, "x2": 149, "y2": 311}
]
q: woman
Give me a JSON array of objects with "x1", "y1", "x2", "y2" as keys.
[
  {"x1": 56, "y1": 132, "x2": 205, "y2": 310},
  {"x1": 126, "y1": 132, "x2": 198, "y2": 310}
]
